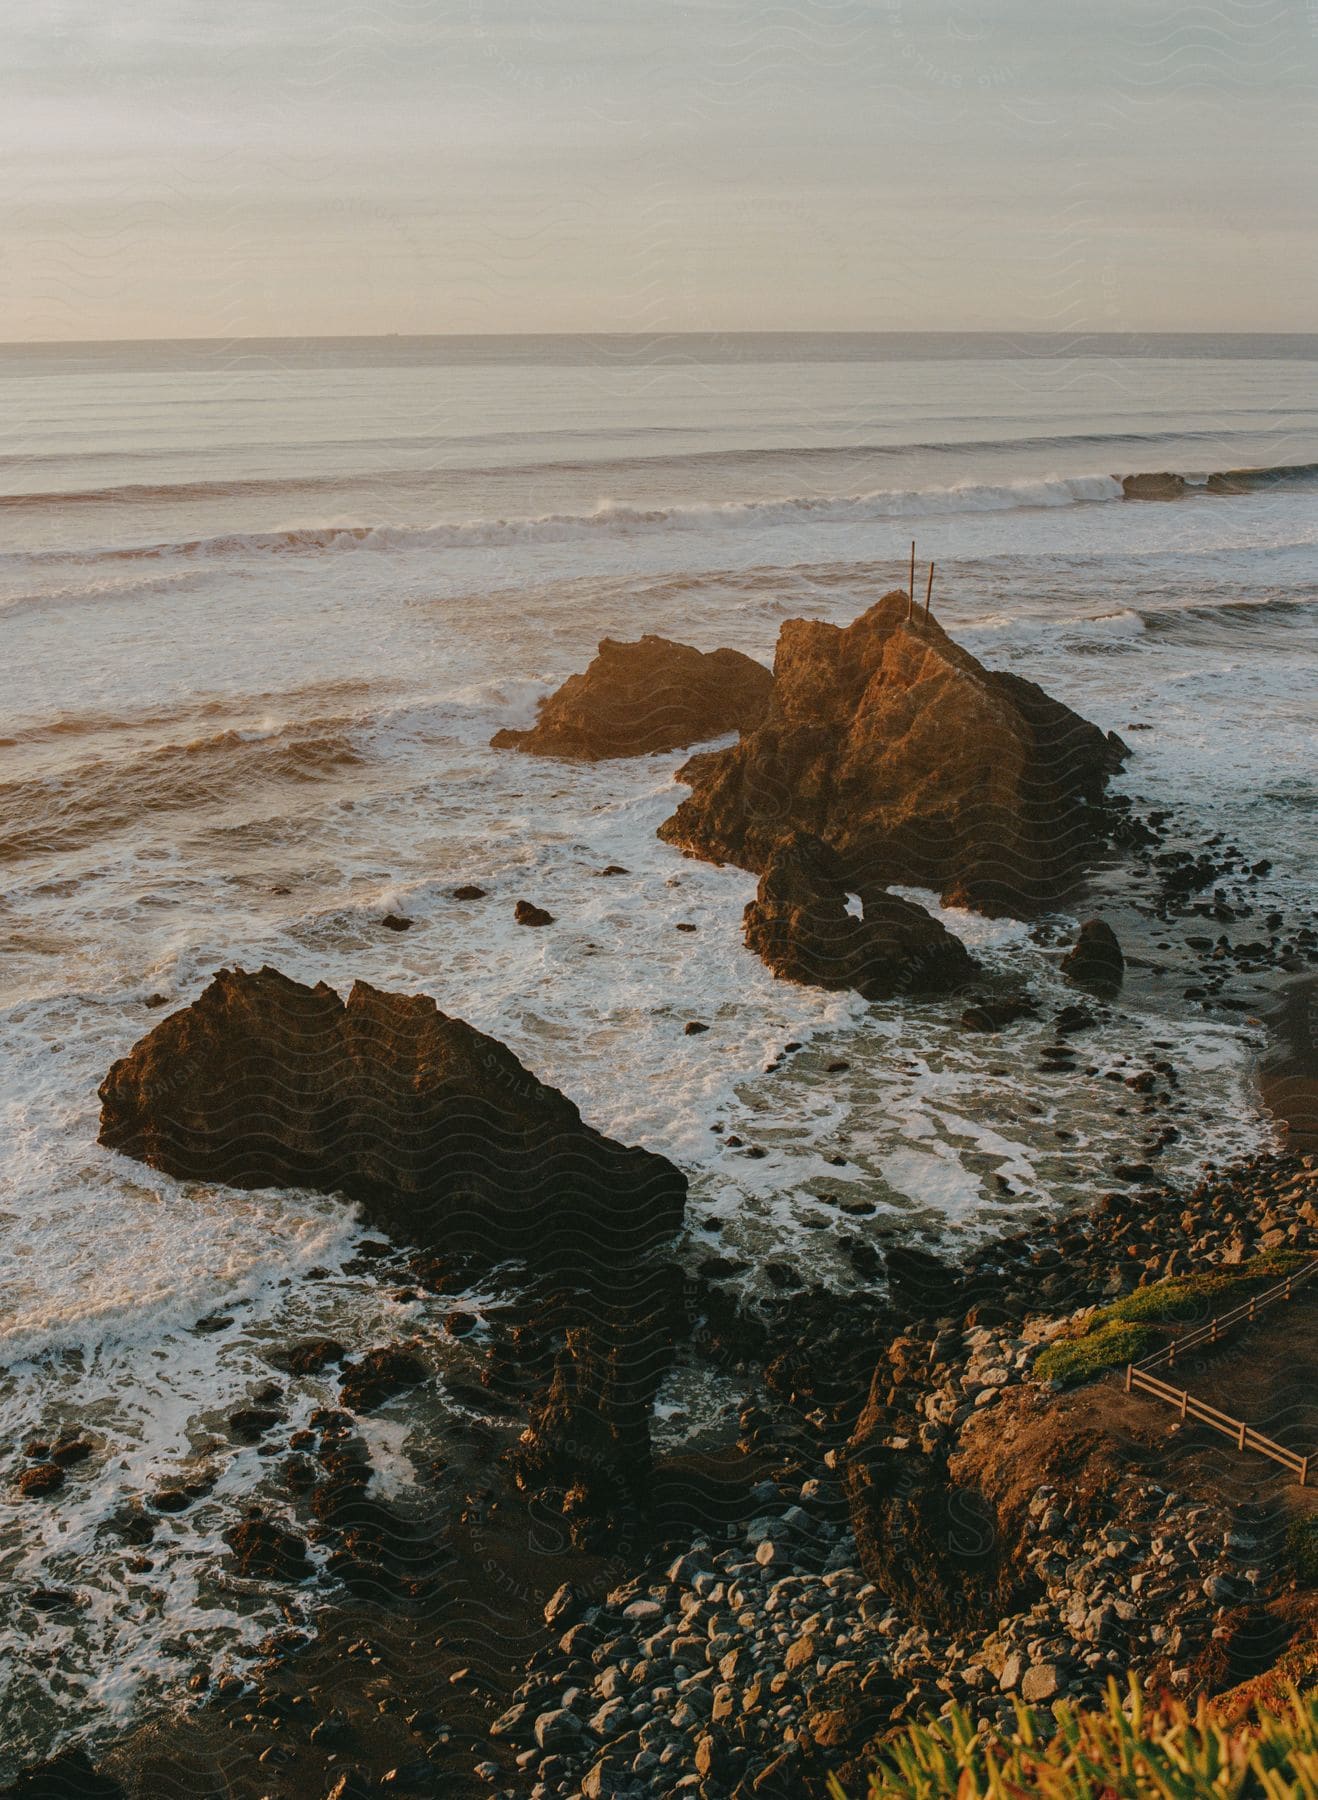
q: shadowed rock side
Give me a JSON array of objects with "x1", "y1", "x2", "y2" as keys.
[
  {"x1": 742, "y1": 830, "x2": 976, "y2": 1000},
  {"x1": 490, "y1": 633, "x2": 773, "y2": 761},
  {"x1": 97, "y1": 966, "x2": 686, "y2": 1266},
  {"x1": 659, "y1": 592, "x2": 1128, "y2": 916},
  {"x1": 1062, "y1": 917, "x2": 1125, "y2": 995}
]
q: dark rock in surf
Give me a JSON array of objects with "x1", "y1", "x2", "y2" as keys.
[
  {"x1": 451, "y1": 884, "x2": 487, "y2": 901},
  {"x1": 1122, "y1": 471, "x2": 1187, "y2": 501},
  {"x1": 490, "y1": 634, "x2": 773, "y2": 761},
  {"x1": 96, "y1": 966, "x2": 686, "y2": 1266},
  {"x1": 338, "y1": 1346, "x2": 427, "y2": 1413},
  {"x1": 514, "y1": 899, "x2": 554, "y2": 927},
  {"x1": 224, "y1": 1515, "x2": 313, "y2": 1583},
  {"x1": 742, "y1": 831, "x2": 975, "y2": 1000},
  {"x1": 1061, "y1": 919, "x2": 1125, "y2": 995},
  {"x1": 658, "y1": 593, "x2": 1127, "y2": 917},
  {"x1": 15, "y1": 1464, "x2": 65, "y2": 1500},
  {"x1": 273, "y1": 1337, "x2": 348, "y2": 1376},
  {"x1": 959, "y1": 991, "x2": 1039, "y2": 1033}
]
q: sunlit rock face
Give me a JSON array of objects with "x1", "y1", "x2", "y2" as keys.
[
  {"x1": 659, "y1": 592, "x2": 1128, "y2": 917},
  {"x1": 491, "y1": 633, "x2": 772, "y2": 761}
]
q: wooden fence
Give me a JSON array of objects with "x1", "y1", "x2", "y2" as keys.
[{"x1": 1122, "y1": 1256, "x2": 1318, "y2": 1487}]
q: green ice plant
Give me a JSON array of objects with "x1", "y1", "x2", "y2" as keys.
[{"x1": 832, "y1": 1676, "x2": 1318, "y2": 1799}]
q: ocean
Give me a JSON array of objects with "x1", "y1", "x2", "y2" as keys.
[{"x1": 1, "y1": 331, "x2": 1316, "y2": 1762}]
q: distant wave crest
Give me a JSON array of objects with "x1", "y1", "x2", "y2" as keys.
[{"x1": 5, "y1": 462, "x2": 1316, "y2": 568}]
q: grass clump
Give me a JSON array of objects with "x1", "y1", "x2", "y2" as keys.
[
  {"x1": 835, "y1": 1677, "x2": 1318, "y2": 1799},
  {"x1": 1033, "y1": 1249, "x2": 1312, "y2": 1389},
  {"x1": 1034, "y1": 1320, "x2": 1156, "y2": 1387}
]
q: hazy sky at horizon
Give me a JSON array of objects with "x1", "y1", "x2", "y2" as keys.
[{"x1": 4, "y1": 0, "x2": 1315, "y2": 341}]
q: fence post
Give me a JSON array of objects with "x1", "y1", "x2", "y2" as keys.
[
  {"x1": 1125, "y1": 1364, "x2": 1133, "y2": 1394},
  {"x1": 1301, "y1": 1456, "x2": 1309, "y2": 1489},
  {"x1": 1179, "y1": 1390, "x2": 1188, "y2": 1420},
  {"x1": 1238, "y1": 1420, "x2": 1248, "y2": 1451}
]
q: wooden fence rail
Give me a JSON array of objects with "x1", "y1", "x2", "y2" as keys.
[
  {"x1": 1124, "y1": 1362, "x2": 1310, "y2": 1485},
  {"x1": 1121, "y1": 1255, "x2": 1318, "y2": 1487}
]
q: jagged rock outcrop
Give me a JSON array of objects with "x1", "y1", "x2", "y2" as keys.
[
  {"x1": 1061, "y1": 918, "x2": 1125, "y2": 995},
  {"x1": 491, "y1": 634, "x2": 772, "y2": 761},
  {"x1": 97, "y1": 966, "x2": 686, "y2": 1265},
  {"x1": 741, "y1": 831, "x2": 975, "y2": 999},
  {"x1": 508, "y1": 1321, "x2": 667, "y2": 1546},
  {"x1": 658, "y1": 593, "x2": 1128, "y2": 915}
]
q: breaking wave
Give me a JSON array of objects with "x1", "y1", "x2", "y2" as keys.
[{"x1": 6, "y1": 462, "x2": 1314, "y2": 568}]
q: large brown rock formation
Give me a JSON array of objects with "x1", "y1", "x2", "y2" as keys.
[
  {"x1": 658, "y1": 593, "x2": 1127, "y2": 916},
  {"x1": 97, "y1": 966, "x2": 686, "y2": 1266}
]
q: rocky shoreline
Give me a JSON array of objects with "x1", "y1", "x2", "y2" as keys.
[{"x1": 6, "y1": 603, "x2": 1317, "y2": 1799}]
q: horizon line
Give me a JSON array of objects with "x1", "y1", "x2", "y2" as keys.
[{"x1": 3, "y1": 326, "x2": 1316, "y2": 352}]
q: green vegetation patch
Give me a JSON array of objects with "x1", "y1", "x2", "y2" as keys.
[
  {"x1": 1033, "y1": 1249, "x2": 1311, "y2": 1389},
  {"x1": 834, "y1": 1677, "x2": 1318, "y2": 1800}
]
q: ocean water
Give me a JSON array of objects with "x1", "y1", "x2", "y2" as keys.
[{"x1": 2, "y1": 332, "x2": 1316, "y2": 1760}]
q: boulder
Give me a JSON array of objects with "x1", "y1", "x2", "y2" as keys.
[
  {"x1": 514, "y1": 899, "x2": 554, "y2": 927},
  {"x1": 658, "y1": 593, "x2": 1127, "y2": 916},
  {"x1": 97, "y1": 967, "x2": 686, "y2": 1266},
  {"x1": 741, "y1": 831, "x2": 976, "y2": 1000},
  {"x1": 491, "y1": 634, "x2": 772, "y2": 761},
  {"x1": 1061, "y1": 919, "x2": 1124, "y2": 995}
]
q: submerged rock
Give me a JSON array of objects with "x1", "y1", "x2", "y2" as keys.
[
  {"x1": 742, "y1": 831, "x2": 975, "y2": 999},
  {"x1": 658, "y1": 592, "x2": 1127, "y2": 915},
  {"x1": 1061, "y1": 919, "x2": 1125, "y2": 995},
  {"x1": 97, "y1": 966, "x2": 686, "y2": 1266},
  {"x1": 491, "y1": 634, "x2": 772, "y2": 761}
]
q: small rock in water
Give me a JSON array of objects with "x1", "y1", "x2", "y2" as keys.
[
  {"x1": 684, "y1": 1020, "x2": 709, "y2": 1035},
  {"x1": 339, "y1": 1345, "x2": 427, "y2": 1412},
  {"x1": 224, "y1": 1515, "x2": 312, "y2": 1583},
  {"x1": 16, "y1": 1463, "x2": 65, "y2": 1499},
  {"x1": 452, "y1": 884, "x2": 487, "y2": 900},
  {"x1": 515, "y1": 899, "x2": 554, "y2": 927},
  {"x1": 381, "y1": 913, "x2": 413, "y2": 932}
]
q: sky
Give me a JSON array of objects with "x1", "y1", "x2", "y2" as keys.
[{"x1": 3, "y1": 0, "x2": 1315, "y2": 340}]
